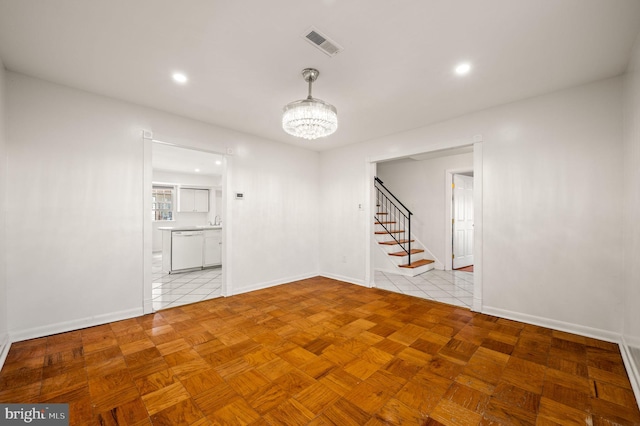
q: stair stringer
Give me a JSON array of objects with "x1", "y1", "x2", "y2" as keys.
[
  {"x1": 374, "y1": 209, "x2": 442, "y2": 276},
  {"x1": 374, "y1": 242, "x2": 411, "y2": 276},
  {"x1": 407, "y1": 232, "x2": 443, "y2": 271}
]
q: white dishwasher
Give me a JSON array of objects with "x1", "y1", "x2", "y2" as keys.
[{"x1": 171, "y1": 231, "x2": 204, "y2": 271}]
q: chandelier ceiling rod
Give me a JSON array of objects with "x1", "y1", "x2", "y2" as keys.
[{"x1": 304, "y1": 68, "x2": 318, "y2": 99}]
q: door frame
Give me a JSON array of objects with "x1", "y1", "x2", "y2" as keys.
[
  {"x1": 142, "y1": 133, "x2": 230, "y2": 314},
  {"x1": 366, "y1": 137, "x2": 483, "y2": 312},
  {"x1": 445, "y1": 168, "x2": 474, "y2": 271}
]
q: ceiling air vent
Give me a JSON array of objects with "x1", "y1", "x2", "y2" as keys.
[{"x1": 302, "y1": 27, "x2": 343, "y2": 57}]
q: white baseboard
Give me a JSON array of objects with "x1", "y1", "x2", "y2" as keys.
[
  {"x1": 144, "y1": 298, "x2": 153, "y2": 315},
  {"x1": 0, "y1": 333, "x2": 11, "y2": 372},
  {"x1": 320, "y1": 272, "x2": 367, "y2": 287},
  {"x1": 620, "y1": 336, "x2": 640, "y2": 409},
  {"x1": 472, "y1": 297, "x2": 482, "y2": 313},
  {"x1": 231, "y1": 273, "x2": 320, "y2": 296},
  {"x1": 374, "y1": 267, "x2": 406, "y2": 277},
  {"x1": 482, "y1": 305, "x2": 621, "y2": 343},
  {"x1": 373, "y1": 267, "x2": 430, "y2": 279},
  {"x1": 10, "y1": 307, "x2": 144, "y2": 343},
  {"x1": 623, "y1": 334, "x2": 640, "y2": 348}
]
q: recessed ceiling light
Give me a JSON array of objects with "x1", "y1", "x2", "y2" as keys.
[
  {"x1": 215, "y1": 160, "x2": 222, "y2": 165},
  {"x1": 454, "y1": 62, "x2": 471, "y2": 76},
  {"x1": 172, "y1": 72, "x2": 188, "y2": 84},
  {"x1": 194, "y1": 168, "x2": 200, "y2": 172}
]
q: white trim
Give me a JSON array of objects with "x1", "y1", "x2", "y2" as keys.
[
  {"x1": 230, "y1": 273, "x2": 320, "y2": 296},
  {"x1": 150, "y1": 138, "x2": 222, "y2": 156},
  {"x1": 372, "y1": 267, "x2": 438, "y2": 278},
  {"x1": 619, "y1": 336, "x2": 640, "y2": 408},
  {"x1": 143, "y1": 135, "x2": 153, "y2": 314},
  {"x1": 143, "y1": 298, "x2": 153, "y2": 314},
  {"x1": 365, "y1": 159, "x2": 376, "y2": 288},
  {"x1": 0, "y1": 333, "x2": 11, "y2": 372},
  {"x1": 10, "y1": 308, "x2": 144, "y2": 343},
  {"x1": 482, "y1": 305, "x2": 621, "y2": 343},
  {"x1": 368, "y1": 138, "x2": 476, "y2": 163},
  {"x1": 221, "y1": 155, "x2": 231, "y2": 297},
  {"x1": 472, "y1": 142, "x2": 483, "y2": 312},
  {"x1": 624, "y1": 334, "x2": 640, "y2": 348},
  {"x1": 320, "y1": 272, "x2": 367, "y2": 287},
  {"x1": 374, "y1": 267, "x2": 404, "y2": 276}
]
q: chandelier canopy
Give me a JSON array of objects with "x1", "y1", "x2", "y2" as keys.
[{"x1": 282, "y1": 68, "x2": 338, "y2": 140}]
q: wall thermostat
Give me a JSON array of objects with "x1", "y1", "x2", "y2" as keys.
[{"x1": 235, "y1": 192, "x2": 244, "y2": 200}]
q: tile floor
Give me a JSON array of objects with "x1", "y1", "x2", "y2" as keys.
[
  {"x1": 374, "y1": 269, "x2": 474, "y2": 309},
  {"x1": 152, "y1": 252, "x2": 471, "y2": 312},
  {"x1": 152, "y1": 253, "x2": 222, "y2": 311}
]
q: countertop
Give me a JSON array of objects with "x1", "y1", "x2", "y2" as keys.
[{"x1": 158, "y1": 225, "x2": 222, "y2": 231}]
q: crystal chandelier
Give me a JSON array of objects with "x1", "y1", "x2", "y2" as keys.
[{"x1": 282, "y1": 68, "x2": 338, "y2": 140}]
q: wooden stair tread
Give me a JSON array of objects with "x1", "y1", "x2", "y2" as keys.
[
  {"x1": 379, "y1": 239, "x2": 414, "y2": 245},
  {"x1": 375, "y1": 221, "x2": 396, "y2": 225},
  {"x1": 399, "y1": 259, "x2": 435, "y2": 268},
  {"x1": 375, "y1": 212, "x2": 388, "y2": 215},
  {"x1": 388, "y1": 249, "x2": 424, "y2": 256},
  {"x1": 375, "y1": 230, "x2": 404, "y2": 234}
]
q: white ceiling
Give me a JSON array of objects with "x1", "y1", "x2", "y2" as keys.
[
  {"x1": 152, "y1": 143, "x2": 223, "y2": 176},
  {"x1": 1, "y1": 1, "x2": 639, "y2": 152}
]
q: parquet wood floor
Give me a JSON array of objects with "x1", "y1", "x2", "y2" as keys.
[{"x1": 1, "y1": 277, "x2": 639, "y2": 425}]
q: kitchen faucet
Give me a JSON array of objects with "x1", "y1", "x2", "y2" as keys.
[{"x1": 214, "y1": 215, "x2": 221, "y2": 226}]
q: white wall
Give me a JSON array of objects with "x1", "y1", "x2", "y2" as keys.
[
  {"x1": 320, "y1": 77, "x2": 624, "y2": 336},
  {"x1": 6, "y1": 72, "x2": 319, "y2": 339},
  {"x1": 228, "y1": 137, "x2": 320, "y2": 294},
  {"x1": 151, "y1": 169, "x2": 220, "y2": 252},
  {"x1": 377, "y1": 153, "x2": 474, "y2": 268},
  {"x1": 0, "y1": 59, "x2": 9, "y2": 363},
  {"x1": 319, "y1": 143, "x2": 372, "y2": 285},
  {"x1": 623, "y1": 30, "x2": 640, "y2": 389}
]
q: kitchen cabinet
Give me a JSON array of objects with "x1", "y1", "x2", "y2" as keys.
[
  {"x1": 179, "y1": 188, "x2": 209, "y2": 212},
  {"x1": 204, "y1": 229, "x2": 222, "y2": 266}
]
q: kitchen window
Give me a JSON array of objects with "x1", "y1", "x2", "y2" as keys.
[{"x1": 152, "y1": 186, "x2": 175, "y2": 221}]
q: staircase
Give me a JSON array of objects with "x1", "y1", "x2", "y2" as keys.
[{"x1": 374, "y1": 177, "x2": 435, "y2": 277}]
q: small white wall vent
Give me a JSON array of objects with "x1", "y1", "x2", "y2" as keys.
[{"x1": 301, "y1": 27, "x2": 343, "y2": 57}]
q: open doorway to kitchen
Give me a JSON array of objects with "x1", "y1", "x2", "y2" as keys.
[
  {"x1": 147, "y1": 141, "x2": 226, "y2": 312},
  {"x1": 368, "y1": 140, "x2": 483, "y2": 312}
]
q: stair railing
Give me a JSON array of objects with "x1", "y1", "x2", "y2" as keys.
[{"x1": 374, "y1": 177, "x2": 413, "y2": 266}]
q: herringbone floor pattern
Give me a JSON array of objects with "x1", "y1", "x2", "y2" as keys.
[{"x1": 0, "y1": 277, "x2": 638, "y2": 425}]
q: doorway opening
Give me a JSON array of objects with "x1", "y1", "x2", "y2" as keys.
[
  {"x1": 143, "y1": 138, "x2": 227, "y2": 313},
  {"x1": 366, "y1": 139, "x2": 483, "y2": 312}
]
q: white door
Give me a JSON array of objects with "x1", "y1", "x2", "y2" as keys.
[{"x1": 452, "y1": 174, "x2": 474, "y2": 269}]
